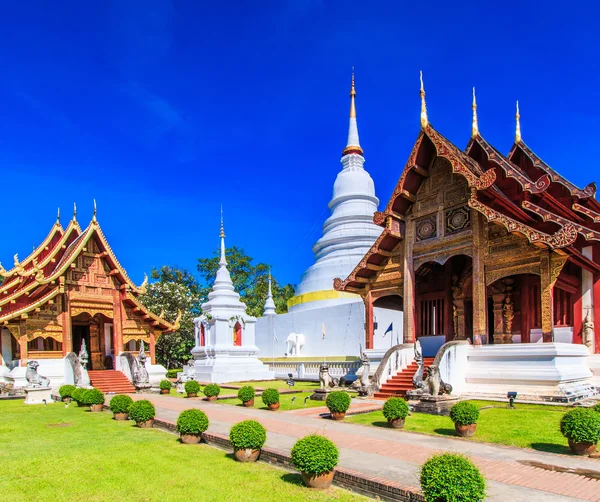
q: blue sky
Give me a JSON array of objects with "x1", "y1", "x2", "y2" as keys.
[{"x1": 1, "y1": 1, "x2": 599, "y2": 288}]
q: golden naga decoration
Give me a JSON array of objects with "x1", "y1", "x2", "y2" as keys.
[
  {"x1": 13, "y1": 254, "x2": 25, "y2": 276},
  {"x1": 138, "y1": 273, "x2": 148, "y2": 294},
  {"x1": 173, "y1": 309, "x2": 182, "y2": 330},
  {"x1": 0, "y1": 262, "x2": 9, "y2": 278},
  {"x1": 159, "y1": 308, "x2": 165, "y2": 318},
  {"x1": 471, "y1": 87, "x2": 479, "y2": 138},
  {"x1": 420, "y1": 71, "x2": 429, "y2": 129}
]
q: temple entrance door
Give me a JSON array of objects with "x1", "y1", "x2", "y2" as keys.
[{"x1": 72, "y1": 325, "x2": 91, "y2": 369}]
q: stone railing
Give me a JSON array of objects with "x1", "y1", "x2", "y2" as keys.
[
  {"x1": 265, "y1": 360, "x2": 361, "y2": 382},
  {"x1": 374, "y1": 344, "x2": 416, "y2": 388}
]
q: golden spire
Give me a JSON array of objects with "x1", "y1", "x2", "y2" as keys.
[
  {"x1": 420, "y1": 71, "x2": 428, "y2": 129},
  {"x1": 349, "y1": 68, "x2": 356, "y2": 119},
  {"x1": 93, "y1": 199, "x2": 97, "y2": 222},
  {"x1": 73, "y1": 202, "x2": 77, "y2": 222},
  {"x1": 220, "y1": 205, "x2": 225, "y2": 238},
  {"x1": 471, "y1": 87, "x2": 479, "y2": 138},
  {"x1": 515, "y1": 100, "x2": 522, "y2": 143}
]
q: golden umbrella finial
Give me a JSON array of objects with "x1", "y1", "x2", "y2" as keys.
[
  {"x1": 349, "y1": 67, "x2": 356, "y2": 118},
  {"x1": 515, "y1": 100, "x2": 522, "y2": 143},
  {"x1": 472, "y1": 87, "x2": 479, "y2": 138},
  {"x1": 420, "y1": 71, "x2": 428, "y2": 129},
  {"x1": 220, "y1": 205, "x2": 225, "y2": 238}
]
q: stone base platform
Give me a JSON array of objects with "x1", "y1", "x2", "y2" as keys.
[
  {"x1": 412, "y1": 395, "x2": 459, "y2": 416},
  {"x1": 310, "y1": 388, "x2": 330, "y2": 401},
  {"x1": 24, "y1": 387, "x2": 54, "y2": 405}
]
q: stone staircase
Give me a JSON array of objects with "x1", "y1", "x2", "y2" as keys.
[
  {"x1": 374, "y1": 357, "x2": 435, "y2": 399},
  {"x1": 88, "y1": 370, "x2": 136, "y2": 394}
]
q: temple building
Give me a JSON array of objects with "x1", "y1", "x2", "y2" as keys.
[
  {"x1": 255, "y1": 76, "x2": 403, "y2": 358},
  {"x1": 0, "y1": 205, "x2": 178, "y2": 388},
  {"x1": 334, "y1": 76, "x2": 599, "y2": 399}
]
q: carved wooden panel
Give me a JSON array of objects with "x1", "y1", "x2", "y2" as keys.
[
  {"x1": 416, "y1": 216, "x2": 437, "y2": 241},
  {"x1": 445, "y1": 205, "x2": 471, "y2": 235}
]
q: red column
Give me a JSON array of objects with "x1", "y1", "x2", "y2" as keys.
[{"x1": 149, "y1": 332, "x2": 156, "y2": 364}]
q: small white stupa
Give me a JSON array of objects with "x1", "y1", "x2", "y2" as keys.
[{"x1": 192, "y1": 214, "x2": 274, "y2": 383}]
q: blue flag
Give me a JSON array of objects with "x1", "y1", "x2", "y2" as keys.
[{"x1": 383, "y1": 322, "x2": 393, "y2": 337}]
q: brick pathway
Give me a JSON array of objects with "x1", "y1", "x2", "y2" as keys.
[{"x1": 134, "y1": 395, "x2": 600, "y2": 501}]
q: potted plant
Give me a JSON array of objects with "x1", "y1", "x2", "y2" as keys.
[
  {"x1": 110, "y1": 394, "x2": 134, "y2": 421},
  {"x1": 560, "y1": 408, "x2": 600, "y2": 455},
  {"x1": 291, "y1": 435, "x2": 339, "y2": 489},
  {"x1": 237, "y1": 386, "x2": 255, "y2": 407},
  {"x1": 72, "y1": 387, "x2": 87, "y2": 407},
  {"x1": 420, "y1": 452, "x2": 486, "y2": 502},
  {"x1": 326, "y1": 391, "x2": 351, "y2": 420},
  {"x1": 176, "y1": 409, "x2": 209, "y2": 444},
  {"x1": 83, "y1": 388, "x2": 105, "y2": 412},
  {"x1": 129, "y1": 399, "x2": 156, "y2": 428},
  {"x1": 450, "y1": 401, "x2": 479, "y2": 438},
  {"x1": 58, "y1": 384, "x2": 76, "y2": 403},
  {"x1": 382, "y1": 397, "x2": 409, "y2": 428},
  {"x1": 184, "y1": 380, "x2": 201, "y2": 398},
  {"x1": 262, "y1": 388, "x2": 280, "y2": 410},
  {"x1": 203, "y1": 384, "x2": 221, "y2": 402},
  {"x1": 159, "y1": 380, "x2": 172, "y2": 395},
  {"x1": 229, "y1": 420, "x2": 266, "y2": 462}
]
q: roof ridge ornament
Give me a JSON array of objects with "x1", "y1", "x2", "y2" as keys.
[
  {"x1": 420, "y1": 71, "x2": 428, "y2": 129},
  {"x1": 93, "y1": 199, "x2": 97, "y2": 223},
  {"x1": 73, "y1": 202, "x2": 77, "y2": 222},
  {"x1": 472, "y1": 87, "x2": 479, "y2": 138},
  {"x1": 515, "y1": 100, "x2": 522, "y2": 143},
  {"x1": 56, "y1": 207, "x2": 61, "y2": 225}
]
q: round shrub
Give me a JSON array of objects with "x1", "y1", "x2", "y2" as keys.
[
  {"x1": 291, "y1": 435, "x2": 339, "y2": 475},
  {"x1": 420, "y1": 453, "x2": 486, "y2": 502},
  {"x1": 129, "y1": 400, "x2": 156, "y2": 423},
  {"x1": 110, "y1": 394, "x2": 133, "y2": 414},
  {"x1": 72, "y1": 387, "x2": 87, "y2": 404},
  {"x1": 382, "y1": 397, "x2": 409, "y2": 421},
  {"x1": 83, "y1": 388, "x2": 105, "y2": 406},
  {"x1": 165, "y1": 368, "x2": 181, "y2": 379},
  {"x1": 159, "y1": 379, "x2": 172, "y2": 391},
  {"x1": 176, "y1": 409, "x2": 209, "y2": 436},
  {"x1": 560, "y1": 408, "x2": 600, "y2": 444},
  {"x1": 184, "y1": 380, "x2": 201, "y2": 396},
  {"x1": 59, "y1": 385, "x2": 76, "y2": 399},
  {"x1": 261, "y1": 388, "x2": 280, "y2": 406},
  {"x1": 449, "y1": 401, "x2": 479, "y2": 426},
  {"x1": 229, "y1": 420, "x2": 267, "y2": 450},
  {"x1": 237, "y1": 386, "x2": 255, "y2": 403},
  {"x1": 204, "y1": 384, "x2": 221, "y2": 398},
  {"x1": 326, "y1": 391, "x2": 351, "y2": 414}
]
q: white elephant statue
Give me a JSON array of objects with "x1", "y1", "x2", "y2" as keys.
[{"x1": 285, "y1": 333, "x2": 305, "y2": 356}]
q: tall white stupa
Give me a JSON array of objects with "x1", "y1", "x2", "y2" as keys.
[
  {"x1": 255, "y1": 76, "x2": 403, "y2": 358},
  {"x1": 288, "y1": 74, "x2": 382, "y2": 312}
]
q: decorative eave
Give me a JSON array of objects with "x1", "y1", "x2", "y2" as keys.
[
  {"x1": 572, "y1": 203, "x2": 600, "y2": 224},
  {"x1": 0, "y1": 287, "x2": 61, "y2": 324},
  {"x1": 508, "y1": 140, "x2": 596, "y2": 199},
  {"x1": 124, "y1": 292, "x2": 180, "y2": 332},
  {"x1": 469, "y1": 191, "x2": 577, "y2": 250},
  {"x1": 522, "y1": 200, "x2": 600, "y2": 242}
]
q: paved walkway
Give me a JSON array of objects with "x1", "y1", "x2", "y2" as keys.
[{"x1": 134, "y1": 395, "x2": 600, "y2": 501}]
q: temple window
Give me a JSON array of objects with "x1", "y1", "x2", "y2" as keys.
[
  {"x1": 27, "y1": 337, "x2": 62, "y2": 352},
  {"x1": 233, "y1": 322, "x2": 242, "y2": 346}
]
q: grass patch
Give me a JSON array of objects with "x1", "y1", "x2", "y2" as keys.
[
  {"x1": 224, "y1": 380, "x2": 320, "y2": 391},
  {"x1": 347, "y1": 400, "x2": 573, "y2": 454},
  {"x1": 218, "y1": 392, "x2": 327, "y2": 411},
  {"x1": 0, "y1": 400, "x2": 365, "y2": 501}
]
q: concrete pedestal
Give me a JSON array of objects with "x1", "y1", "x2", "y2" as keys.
[
  {"x1": 310, "y1": 388, "x2": 331, "y2": 401},
  {"x1": 24, "y1": 387, "x2": 54, "y2": 405},
  {"x1": 412, "y1": 395, "x2": 459, "y2": 416}
]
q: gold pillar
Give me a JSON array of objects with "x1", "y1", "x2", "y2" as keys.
[
  {"x1": 403, "y1": 220, "x2": 416, "y2": 343},
  {"x1": 492, "y1": 293, "x2": 505, "y2": 344},
  {"x1": 540, "y1": 251, "x2": 554, "y2": 342},
  {"x1": 471, "y1": 211, "x2": 488, "y2": 344}
]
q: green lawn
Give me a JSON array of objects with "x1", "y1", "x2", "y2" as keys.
[
  {"x1": 0, "y1": 400, "x2": 365, "y2": 502},
  {"x1": 217, "y1": 392, "x2": 327, "y2": 411},
  {"x1": 347, "y1": 400, "x2": 573, "y2": 454},
  {"x1": 225, "y1": 380, "x2": 320, "y2": 391}
]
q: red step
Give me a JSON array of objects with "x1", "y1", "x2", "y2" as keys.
[
  {"x1": 88, "y1": 370, "x2": 135, "y2": 394},
  {"x1": 374, "y1": 358, "x2": 435, "y2": 399}
]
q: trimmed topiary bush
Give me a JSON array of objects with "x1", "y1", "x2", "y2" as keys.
[
  {"x1": 420, "y1": 453, "x2": 486, "y2": 502},
  {"x1": 237, "y1": 386, "x2": 255, "y2": 403},
  {"x1": 229, "y1": 420, "x2": 267, "y2": 450},
  {"x1": 560, "y1": 408, "x2": 600, "y2": 444},
  {"x1": 261, "y1": 388, "x2": 280, "y2": 406},
  {"x1": 166, "y1": 368, "x2": 181, "y2": 379},
  {"x1": 450, "y1": 401, "x2": 479, "y2": 426},
  {"x1": 72, "y1": 387, "x2": 87, "y2": 405},
  {"x1": 176, "y1": 409, "x2": 209, "y2": 436},
  {"x1": 129, "y1": 400, "x2": 156, "y2": 423},
  {"x1": 382, "y1": 397, "x2": 409, "y2": 421},
  {"x1": 184, "y1": 380, "x2": 201, "y2": 396},
  {"x1": 159, "y1": 379, "x2": 172, "y2": 391},
  {"x1": 59, "y1": 385, "x2": 76, "y2": 400},
  {"x1": 326, "y1": 391, "x2": 351, "y2": 414},
  {"x1": 83, "y1": 388, "x2": 105, "y2": 406},
  {"x1": 110, "y1": 394, "x2": 133, "y2": 414},
  {"x1": 291, "y1": 435, "x2": 339, "y2": 475},
  {"x1": 203, "y1": 384, "x2": 221, "y2": 398}
]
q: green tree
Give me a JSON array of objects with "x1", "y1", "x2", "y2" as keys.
[{"x1": 197, "y1": 247, "x2": 295, "y2": 317}]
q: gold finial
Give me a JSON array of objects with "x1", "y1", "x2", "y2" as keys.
[
  {"x1": 73, "y1": 202, "x2": 77, "y2": 221},
  {"x1": 420, "y1": 71, "x2": 428, "y2": 129},
  {"x1": 220, "y1": 205, "x2": 225, "y2": 238},
  {"x1": 56, "y1": 207, "x2": 61, "y2": 224},
  {"x1": 93, "y1": 199, "x2": 97, "y2": 222},
  {"x1": 139, "y1": 273, "x2": 148, "y2": 294},
  {"x1": 349, "y1": 68, "x2": 356, "y2": 118},
  {"x1": 471, "y1": 87, "x2": 479, "y2": 138},
  {"x1": 515, "y1": 100, "x2": 522, "y2": 143}
]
